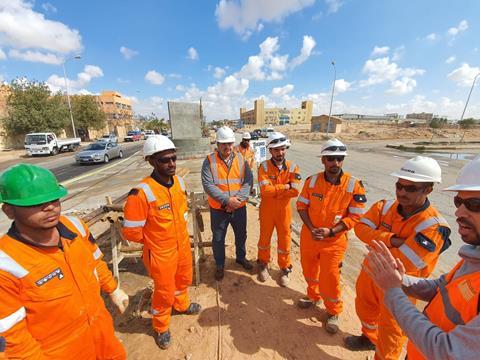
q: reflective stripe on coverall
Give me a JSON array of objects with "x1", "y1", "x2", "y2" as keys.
[
  {"x1": 296, "y1": 172, "x2": 366, "y2": 315},
  {"x1": 206, "y1": 152, "x2": 246, "y2": 210},
  {"x1": 235, "y1": 144, "x2": 255, "y2": 170},
  {"x1": 354, "y1": 199, "x2": 451, "y2": 360},
  {"x1": 122, "y1": 175, "x2": 192, "y2": 333},
  {"x1": 0, "y1": 216, "x2": 125, "y2": 360},
  {"x1": 257, "y1": 159, "x2": 300, "y2": 269},
  {"x1": 407, "y1": 260, "x2": 480, "y2": 360}
]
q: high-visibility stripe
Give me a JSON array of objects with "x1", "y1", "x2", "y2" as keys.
[
  {"x1": 262, "y1": 161, "x2": 268, "y2": 172},
  {"x1": 137, "y1": 183, "x2": 156, "y2": 203},
  {"x1": 259, "y1": 180, "x2": 270, "y2": 186},
  {"x1": 0, "y1": 307, "x2": 26, "y2": 332},
  {"x1": 398, "y1": 244, "x2": 426, "y2": 269},
  {"x1": 291, "y1": 182, "x2": 299, "y2": 189},
  {"x1": 93, "y1": 247, "x2": 102, "y2": 260},
  {"x1": 209, "y1": 154, "x2": 220, "y2": 185},
  {"x1": 415, "y1": 217, "x2": 445, "y2": 233},
  {"x1": 319, "y1": 293, "x2": 340, "y2": 303},
  {"x1": 297, "y1": 196, "x2": 310, "y2": 205},
  {"x1": 0, "y1": 250, "x2": 29, "y2": 278},
  {"x1": 177, "y1": 176, "x2": 186, "y2": 192},
  {"x1": 309, "y1": 174, "x2": 318, "y2": 188},
  {"x1": 361, "y1": 320, "x2": 378, "y2": 330},
  {"x1": 349, "y1": 207, "x2": 365, "y2": 215},
  {"x1": 151, "y1": 308, "x2": 160, "y2": 315},
  {"x1": 174, "y1": 289, "x2": 186, "y2": 296},
  {"x1": 123, "y1": 219, "x2": 147, "y2": 228},
  {"x1": 439, "y1": 277, "x2": 465, "y2": 325},
  {"x1": 258, "y1": 245, "x2": 270, "y2": 250},
  {"x1": 360, "y1": 217, "x2": 377, "y2": 229},
  {"x1": 93, "y1": 268, "x2": 99, "y2": 281},
  {"x1": 277, "y1": 249, "x2": 289, "y2": 254},
  {"x1": 305, "y1": 277, "x2": 320, "y2": 284},
  {"x1": 347, "y1": 177, "x2": 357, "y2": 193},
  {"x1": 289, "y1": 162, "x2": 297, "y2": 172},
  {"x1": 65, "y1": 215, "x2": 86, "y2": 237},
  {"x1": 382, "y1": 200, "x2": 395, "y2": 215}
]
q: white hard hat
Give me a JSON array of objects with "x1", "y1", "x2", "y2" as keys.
[
  {"x1": 267, "y1": 132, "x2": 290, "y2": 149},
  {"x1": 321, "y1": 138, "x2": 348, "y2": 156},
  {"x1": 391, "y1": 156, "x2": 442, "y2": 183},
  {"x1": 216, "y1": 126, "x2": 235, "y2": 143},
  {"x1": 143, "y1": 135, "x2": 176, "y2": 159},
  {"x1": 242, "y1": 132, "x2": 251, "y2": 140},
  {"x1": 445, "y1": 156, "x2": 480, "y2": 191}
]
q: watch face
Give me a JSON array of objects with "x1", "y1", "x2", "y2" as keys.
[{"x1": 334, "y1": 215, "x2": 342, "y2": 224}]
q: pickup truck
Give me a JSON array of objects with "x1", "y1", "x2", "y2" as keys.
[{"x1": 24, "y1": 132, "x2": 81, "y2": 156}]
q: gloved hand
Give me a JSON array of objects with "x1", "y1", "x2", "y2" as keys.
[{"x1": 110, "y1": 287, "x2": 129, "y2": 314}]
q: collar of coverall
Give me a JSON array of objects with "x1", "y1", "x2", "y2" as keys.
[
  {"x1": 151, "y1": 171, "x2": 174, "y2": 189},
  {"x1": 7, "y1": 221, "x2": 77, "y2": 249},
  {"x1": 396, "y1": 198, "x2": 430, "y2": 220},
  {"x1": 270, "y1": 158, "x2": 287, "y2": 170},
  {"x1": 323, "y1": 170, "x2": 344, "y2": 185}
]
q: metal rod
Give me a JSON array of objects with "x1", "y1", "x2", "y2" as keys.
[{"x1": 327, "y1": 60, "x2": 336, "y2": 135}]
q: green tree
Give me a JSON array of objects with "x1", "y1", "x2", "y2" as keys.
[
  {"x1": 145, "y1": 117, "x2": 166, "y2": 132},
  {"x1": 458, "y1": 118, "x2": 476, "y2": 129},
  {"x1": 71, "y1": 95, "x2": 106, "y2": 132},
  {"x1": 429, "y1": 118, "x2": 447, "y2": 129},
  {"x1": 2, "y1": 79, "x2": 69, "y2": 136}
]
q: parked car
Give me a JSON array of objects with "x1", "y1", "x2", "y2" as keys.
[
  {"x1": 24, "y1": 132, "x2": 81, "y2": 156},
  {"x1": 99, "y1": 134, "x2": 118, "y2": 143},
  {"x1": 75, "y1": 141, "x2": 123, "y2": 164},
  {"x1": 260, "y1": 127, "x2": 275, "y2": 138},
  {"x1": 144, "y1": 130, "x2": 155, "y2": 139},
  {"x1": 250, "y1": 132, "x2": 259, "y2": 140},
  {"x1": 124, "y1": 130, "x2": 142, "y2": 142}
]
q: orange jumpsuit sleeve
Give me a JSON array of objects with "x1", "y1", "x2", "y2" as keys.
[
  {"x1": 296, "y1": 177, "x2": 311, "y2": 211},
  {"x1": 283, "y1": 164, "x2": 300, "y2": 199},
  {"x1": 0, "y1": 272, "x2": 45, "y2": 359},
  {"x1": 354, "y1": 200, "x2": 396, "y2": 246},
  {"x1": 122, "y1": 188, "x2": 149, "y2": 244},
  {"x1": 258, "y1": 163, "x2": 289, "y2": 198},
  {"x1": 341, "y1": 180, "x2": 367, "y2": 230}
]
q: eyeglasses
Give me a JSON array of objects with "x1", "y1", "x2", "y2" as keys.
[
  {"x1": 324, "y1": 145, "x2": 347, "y2": 152},
  {"x1": 325, "y1": 155, "x2": 345, "y2": 162},
  {"x1": 395, "y1": 182, "x2": 425, "y2": 193},
  {"x1": 269, "y1": 137, "x2": 287, "y2": 145},
  {"x1": 154, "y1": 155, "x2": 177, "y2": 164},
  {"x1": 454, "y1": 196, "x2": 480, "y2": 213}
]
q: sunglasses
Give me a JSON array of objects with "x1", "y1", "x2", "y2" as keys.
[
  {"x1": 154, "y1": 155, "x2": 177, "y2": 164},
  {"x1": 454, "y1": 196, "x2": 480, "y2": 213},
  {"x1": 395, "y1": 182, "x2": 426, "y2": 193},
  {"x1": 269, "y1": 137, "x2": 287, "y2": 144},
  {"x1": 324, "y1": 145, "x2": 347, "y2": 152},
  {"x1": 325, "y1": 155, "x2": 345, "y2": 162}
]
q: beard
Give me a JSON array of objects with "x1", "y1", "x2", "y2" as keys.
[{"x1": 457, "y1": 217, "x2": 480, "y2": 246}]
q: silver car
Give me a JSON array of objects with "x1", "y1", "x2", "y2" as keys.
[{"x1": 75, "y1": 141, "x2": 123, "y2": 164}]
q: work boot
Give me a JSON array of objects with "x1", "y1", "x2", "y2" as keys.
[
  {"x1": 155, "y1": 330, "x2": 171, "y2": 350},
  {"x1": 172, "y1": 302, "x2": 202, "y2": 315},
  {"x1": 297, "y1": 296, "x2": 317, "y2": 309},
  {"x1": 279, "y1": 267, "x2": 292, "y2": 287},
  {"x1": 258, "y1": 263, "x2": 270, "y2": 282},
  {"x1": 215, "y1": 266, "x2": 224, "y2": 281},
  {"x1": 325, "y1": 314, "x2": 339, "y2": 334},
  {"x1": 344, "y1": 334, "x2": 375, "y2": 351},
  {"x1": 236, "y1": 258, "x2": 253, "y2": 270}
]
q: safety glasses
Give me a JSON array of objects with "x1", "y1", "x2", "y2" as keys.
[
  {"x1": 325, "y1": 155, "x2": 345, "y2": 162},
  {"x1": 269, "y1": 137, "x2": 287, "y2": 145},
  {"x1": 454, "y1": 196, "x2": 480, "y2": 213},
  {"x1": 324, "y1": 145, "x2": 347, "y2": 152},
  {"x1": 154, "y1": 155, "x2": 177, "y2": 164},
  {"x1": 395, "y1": 182, "x2": 425, "y2": 193}
]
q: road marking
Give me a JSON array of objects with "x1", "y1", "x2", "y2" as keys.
[{"x1": 60, "y1": 150, "x2": 141, "y2": 186}]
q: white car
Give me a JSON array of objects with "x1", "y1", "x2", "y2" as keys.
[{"x1": 144, "y1": 130, "x2": 155, "y2": 139}]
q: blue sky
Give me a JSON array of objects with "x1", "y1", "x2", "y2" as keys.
[{"x1": 0, "y1": 0, "x2": 479, "y2": 120}]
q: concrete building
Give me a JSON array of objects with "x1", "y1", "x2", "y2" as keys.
[
  {"x1": 97, "y1": 91, "x2": 135, "y2": 139},
  {"x1": 240, "y1": 99, "x2": 313, "y2": 126},
  {"x1": 406, "y1": 112, "x2": 434, "y2": 121},
  {"x1": 335, "y1": 113, "x2": 398, "y2": 122},
  {"x1": 311, "y1": 115, "x2": 343, "y2": 134}
]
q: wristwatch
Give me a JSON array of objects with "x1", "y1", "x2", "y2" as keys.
[{"x1": 328, "y1": 228, "x2": 335, "y2": 237}]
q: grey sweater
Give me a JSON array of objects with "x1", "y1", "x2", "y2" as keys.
[{"x1": 384, "y1": 244, "x2": 480, "y2": 360}]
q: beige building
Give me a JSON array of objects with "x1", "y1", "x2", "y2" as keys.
[
  {"x1": 240, "y1": 99, "x2": 313, "y2": 126},
  {"x1": 96, "y1": 91, "x2": 135, "y2": 139},
  {"x1": 311, "y1": 114, "x2": 343, "y2": 134}
]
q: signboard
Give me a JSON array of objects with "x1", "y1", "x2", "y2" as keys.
[{"x1": 252, "y1": 140, "x2": 267, "y2": 164}]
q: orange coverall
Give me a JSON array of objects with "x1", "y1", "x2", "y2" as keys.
[
  {"x1": 354, "y1": 199, "x2": 451, "y2": 360},
  {"x1": 122, "y1": 175, "x2": 192, "y2": 333},
  {"x1": 235, "y1": 144, "x2": 255, "y2": 170},
  {"x1": 257, "y1": 159, "x2": 300, "y2": 269},
  {"x1": 0, "y1": 215, "x2": 125, "y2": 360},
  {"x1": 296, "y1": 171, "x2": 366, "y2": 315}
]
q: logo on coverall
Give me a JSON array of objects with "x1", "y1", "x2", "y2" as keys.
[
  {"x1": 158, "y1": 203, "x2": 171, "y2": 211},
  {"x1": 35, "y1": 268, "x2": 64, "y2": 286}
]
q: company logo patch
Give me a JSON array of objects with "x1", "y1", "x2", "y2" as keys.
[
  {"x1": 312, "y1": 193, "x2": 323, "y2": 200},
  {"x1": 35, "y1": 268, "x2": 64, "y2": 287},
  {"x1": 458, "y1": 279, "x2": 476, "y2": 302},
  {"x1": 381, "y1": 222, "x2": 392, "y2": 231},
  {"x1": 158, "y1": 203, "x2": 171, "y2": 211}
]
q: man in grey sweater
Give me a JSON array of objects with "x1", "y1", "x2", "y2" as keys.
[{"x1": 364, "y1": 157, "x2": 480, "y2": 360}]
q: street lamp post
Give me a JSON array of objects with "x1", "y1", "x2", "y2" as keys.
[
  {"x1": 326, "y1": 60, "x2": 336, "y2": 135},
  {"x1": 459, "y1": 72, "x2": 480, "y2": 142},
  {"x1": 62, "y1": 55, "x2": 81, "y2": 138}
]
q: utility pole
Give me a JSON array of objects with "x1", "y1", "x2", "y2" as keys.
[
  {"x1": 326, "y1": 60, "x2": 336, "y2": 135},
  {"x1": 62, "y1": 55, "x2": 81, "y2": 138},
  {"x1": 459, "y1": 72, "x2": 480, "y2": 142}
]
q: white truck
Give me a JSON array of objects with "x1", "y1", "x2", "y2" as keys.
[{"x1": 24, "y1": 132, "x2": 81, "y2": 156}]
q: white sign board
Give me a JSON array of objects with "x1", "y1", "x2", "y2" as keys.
[{"x1": 252, "y1": 140, "x2": 267, "y2": 164}]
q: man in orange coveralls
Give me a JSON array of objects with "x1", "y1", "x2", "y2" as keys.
[
  {"x1": 235, "y1": 132, "x2": 255, "y2": 171},
  {"x1": 122, "y1": 135, "x2": 201, "y2": 350},
  {"x1": 0, "y1": 163, "x2": 128, "y2": 359},
  {"x1": 257, "y1": 132, "x2": 300, "y2": 287},
  {"x1": 345, "y1": 156, "x2": 451, "y2": 360},
  {"x1": 296, "y1": 138, "x2": 367, "y2": 334}
]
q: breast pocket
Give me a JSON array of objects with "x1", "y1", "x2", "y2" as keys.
[{"x1": 22, "y1": 265, "x2": 73, "y2": 302}]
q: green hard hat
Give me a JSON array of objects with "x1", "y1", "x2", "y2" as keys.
[{"x1": 0, "y1": 163, "x2": 68, "y2": 206}]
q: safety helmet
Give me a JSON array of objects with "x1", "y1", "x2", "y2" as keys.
[
  {"x1": 0, "y1": 163, "x2": 67, "y2": 206},
  {"x1": 267, "y1": 132, "x2": 290, "y2": 149},
  {"x1": 320, "y1": 138, "x2": 348, "y2": 156},
  {"x1": 216, "y1": 126, "x2": 235, "y2": 143},
  {"x1": 391, "y1": 156, "x2": 442, "y2": 183},
  {"x1": 143, "y1": 135, "x2": 176, "y2": 159},
  {"x1": 242, "y1": 132, "x2": 251, "y2": 140},
  {"x1": 445, "y1": 156, "x2": 480, "y2": 191}
]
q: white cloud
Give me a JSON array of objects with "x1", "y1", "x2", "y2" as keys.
[
  {"x1": 386, "y1": 77, "x2": 417, "y2": 95},
  {"x1": 371, "y1": 46, "x2": 389, "y2": 57},
  {"x1": 271, "y1": 84, "x2": 294, "y2": 97},
  {"x1": 445, "y1": 56, "x2": 456, "y2": 64},
  {"x1": 41, "y1": 2, "x2": 57, "y2": 13},
  {"x1": 425, "y1": 33, "x2": 438, "y2": 41},
  {"x1": 334, "y1": 79, "x2": 352, "y2": 93},
  {"x1": 175, "y1": 84, "x2": 186, "y2": 92},
  {"x1": 46, "y1": 64, "x2": 103, "y2": 92},
  {"x1": 168, "y1": 73, "x2": 182, "y2": 79},
  {"x1": 145, "y1": 70, "x2": 165, "y2": 85},
  {"x1": 392, "y1": 45, "x2": 405, "y2": 62},
  {"x1": 0, "y1": 47, "x2": 6, "y2": 60},
  {"x1": 215, "y1": 0, "x2": 315, "y2": 35},
  {"x1": 447, "y1": 19, "x2": 468, "y2": 37},
  {"x1": 289, "y1": 35, "x2": 316, "y2": 69},
  {"x1": 325, "y1": 0, "x2": 342, "y2": 14},
  {"x1": 214, "y1": 67, "x2": 226, "y2": 79},
  {"x1": 447, "y1": 63, "x2": 480, "y2": 87},
  {"x1": 208, "y1": 75, "x2": 249, "y2": 97},
  {"x1": 0, "y1": 0, "x2": 82, "y2": 55},
  {"x1": 187, "y1": 47, "x2": 199, "y2": 60},
  {"x1": 129, "y1": 96, "x2": 166, "y2": 117},
  {"x1": 237, "y1": 55, "x2": 266, "y2": 80},
  {"x1": 120, "y1": 46, "x2": 138, "y2": 60},
  {"x1": 8, "y1": 49, "x2": 62, "y2": 64}
]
